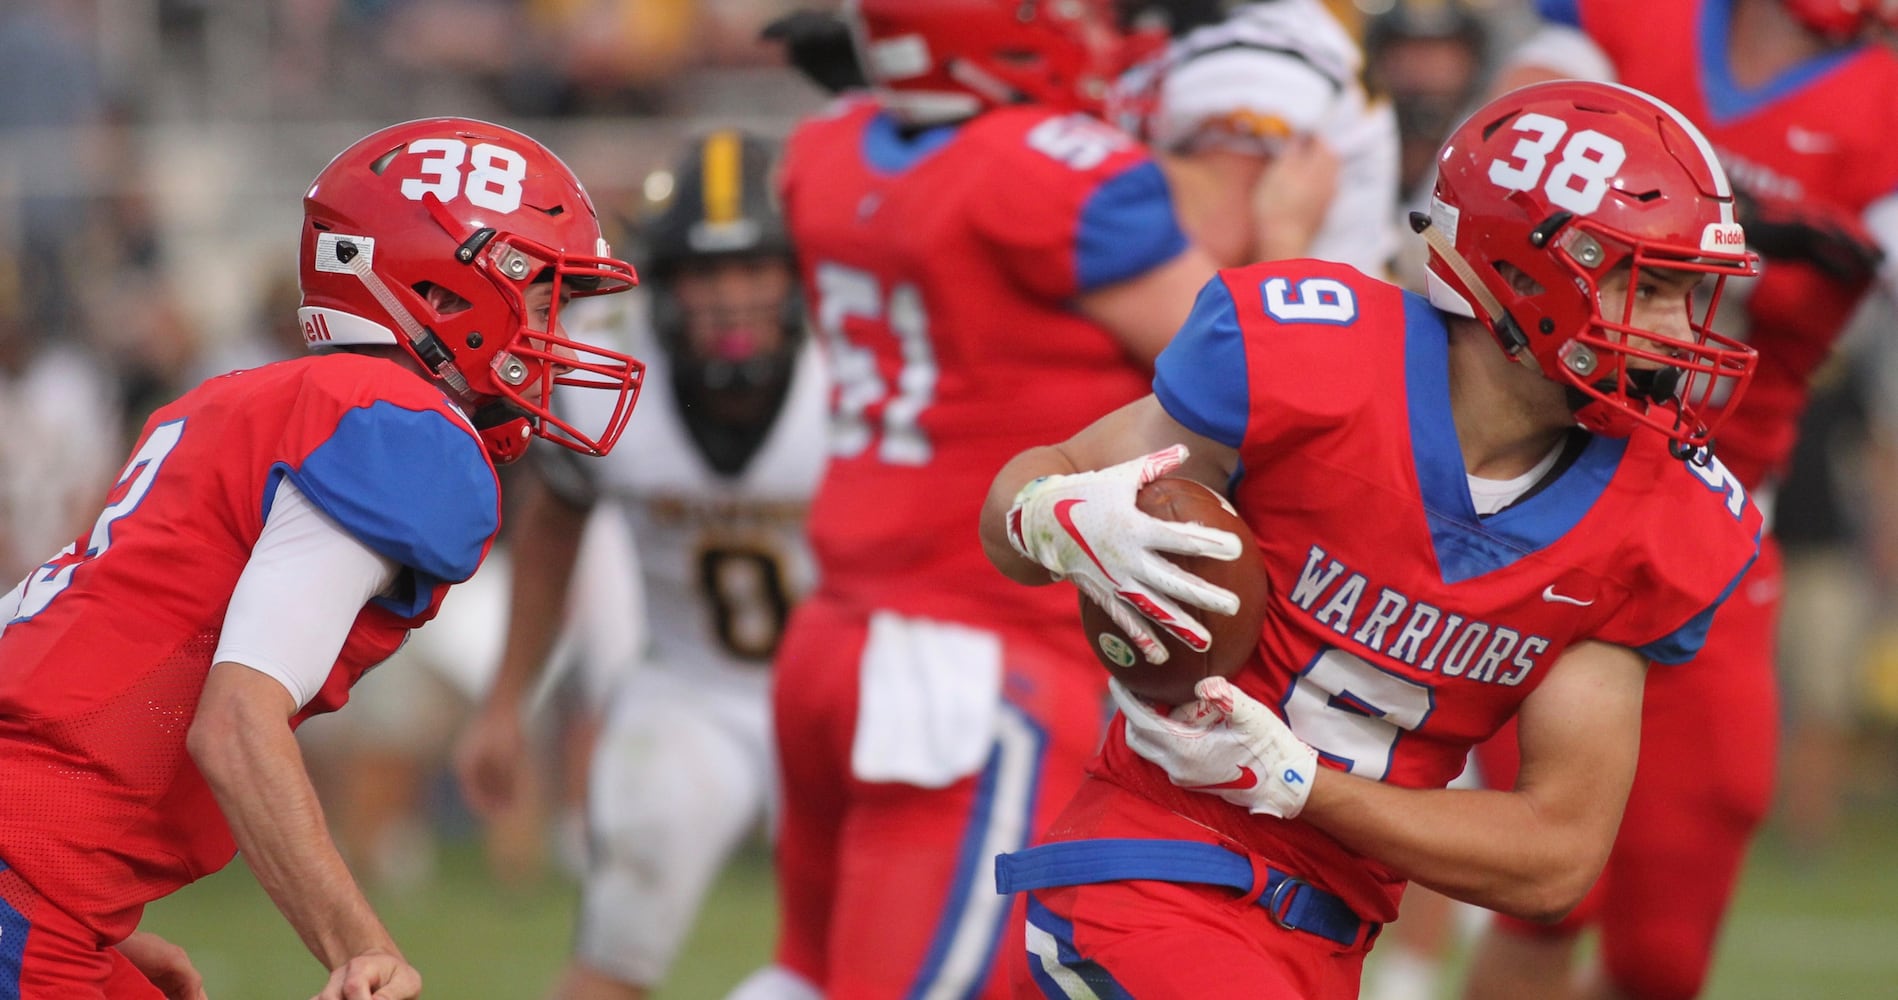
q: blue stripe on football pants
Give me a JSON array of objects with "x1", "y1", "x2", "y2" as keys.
[
  {"x1": 1023, "y1": 895, "x2": 1134, "y2": 1000},
  {"x1": 0, "y1": 866, "x2": 29, "y2": 1000},
  {"x1": 904, "y1": 703, "x2": 1047, "y2": 1000}
]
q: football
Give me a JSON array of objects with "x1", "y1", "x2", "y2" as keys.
[{"x1": 1078, "y1": 477, "x2": 1269, "y2": 705}]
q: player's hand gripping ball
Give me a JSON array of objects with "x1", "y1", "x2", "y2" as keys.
[{"x1": 1079, "y1": 478, "x2": 1269, "y2": 704}]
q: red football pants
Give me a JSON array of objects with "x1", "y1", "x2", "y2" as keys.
[
  {"x1": 1474, "y1": 538, "x2": 1780, "y2": 999},
  {"x1": 769, "y1": 595, "x2": 1109, "y2": 1000},
  {"x1": 1020, "y1": 880, "x2": 1368, "y2": 999},
  {"x1": 0, "y1": 866, "x2": 162, "y2": 999},
  {"x1": 1011, "y1": 779, "x2": 1375, "y2": 999}
]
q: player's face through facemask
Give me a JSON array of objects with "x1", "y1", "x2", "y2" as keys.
[
  {"x1": 517, "y1": 280, "x2": 578, "y2": 405},
  {"x1": 669, "y1": 254, "x2": 800, "y2": 420},
  {"x1": 1588, "y1": 261, "x2": 1709, "y2": 405}
]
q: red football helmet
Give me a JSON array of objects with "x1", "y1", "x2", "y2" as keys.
[
  {"x1": 1782, "y1": 0, "x2": 1898, "y2": 42},
  {"x1": 1419, "y1": 80, "x2": 1760, "y2": 449},
  {"x1": 300, "y1": 117, "x2": 644, "y2": 463},
  {"x1": 846, "y1": 0, "x2": 1123, "y2": 121}
]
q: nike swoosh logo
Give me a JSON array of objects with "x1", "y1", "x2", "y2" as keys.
[
  {"x1": 1119, "y1": 589, "x2": 1209, "y2": 651},
  {"x1": 1541, "y1": 585, "x2": 1594, "y2": 607},
  {"x1": 1787, "y1": 126, "x2": 1836, "y2": 153},
  {"x1": 1184, "y1": 765, "x2": 1258, "y2": 791},
  {"x1": 1052, "y1": 499, "x2": 1116, "y2": 581}
]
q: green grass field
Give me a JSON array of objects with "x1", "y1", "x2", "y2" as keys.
[
  {"x1": 141, "y1": 802, "x2": 1898, "y2": 999},
  {"x1": 140, "y1": 839, "x2": 777, "y2": 999}
]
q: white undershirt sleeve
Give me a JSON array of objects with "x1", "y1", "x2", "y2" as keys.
[
  {"x1": 1506, "y1": 24, "x2": 1618, "y2": 83},
  {"x1": 213, "y1": 478, "x2": 401, "y2": 710},
  {"x1": 1864, "y1": 191, "x2": 1898, "y2": 305}
]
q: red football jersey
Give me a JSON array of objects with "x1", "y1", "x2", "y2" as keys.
[
  {"x1": 1092, "y1": 261, "x2": 1763, "y2": 922},
  {"x1": 780, "y1": 98, "x2": 1189, "y2": 627},
  {"x1": 0, "y1": 354, "x2": 501, "y2": 939},
  {"x1": 1556, "y1": 0, "x2": 1898, "y2": 487}
]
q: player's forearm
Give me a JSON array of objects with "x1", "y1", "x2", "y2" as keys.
[
  {"x1": 1299, "y1": 771, "x2": 1614, "y2": 922},
  {"x1": 1194, "y1": 207, "x2": 1258, "y2": 271},
  {"x1": 981, "y1": 401, "x2": 1239, "y2": 584},
  {"x1": 1251, "y1": 137, "x2": 1337, "y2": 264},
  {"x1": 485, "y1": 481, "x2": 590, "y2": 708},
  {"x1": 980, "y1": 446, "x2": 1081, "y2": 585},
  {"x1": 1160, "y1": 153, "x2": 1261, "y2": 269},
  {"x1": 1161, "y1": 157, "x2": 1267, "y2": 269},
  {"x1": 189, "y1": 686, "x2": 398, "y2": 968}
]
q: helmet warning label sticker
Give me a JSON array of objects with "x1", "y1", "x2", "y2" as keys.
[
  {"x1": 314, "y1": 233, "x2": 376, "y2": 273},
  {"x1": 1431, "y1": 196, "x2": 1460, "y2": 245},
  {"x1": 868, "y1": 34, "x2": 931, "y2": 81}
]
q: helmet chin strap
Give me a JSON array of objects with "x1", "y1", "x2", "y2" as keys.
[
  {"x1": 1411, "y1": 213, "x2": 1531, "y2": 356},
  {"x1": 1626, "y1": 365, "x2": 1682, "y2": 405},
  {"x1": 947, "y1": 59, "x2": 1023, "y2": 107},
  {"x1": 333, "y1": 238, "x2": 475, "y2": 397}
]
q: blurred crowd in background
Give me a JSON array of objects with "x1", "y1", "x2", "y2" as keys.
[{"x1": 3, "y1": 0, "x2": 1896, "y2": 912}]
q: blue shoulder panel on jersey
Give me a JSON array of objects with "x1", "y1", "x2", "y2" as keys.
[
  {"x1": 860, "y1": 111, "x2": 960, "y2": 174},
  {"x1": 1403, "y1": 292, "x2": 1626, "y2": 584},
  {"x1": 1699, "y1": 0, "x2": 1862, "y2": 124},
  {"x1": 1534, "y1": 0, "x2": 1584, "y2": 27},
  {"x1": 1404, "y1": 295, "x2": 1469, "y2": 519},
  {"x1": 280, "y1": 401, "x2": 498, "y2": 593},
  {"x1": 1076, "y1": 160, "x2": 1189, "y2": 292},
  {"x1": 1640, "y1": 538, "x2": 1758, "y2": 663},
  {"x1": 1154, "y1": 277, "x2": 1250, "y2": 448}
]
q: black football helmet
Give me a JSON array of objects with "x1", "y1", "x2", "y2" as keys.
[{"x1": 640, "y1": 130, "x2": 805, "y2": 473}]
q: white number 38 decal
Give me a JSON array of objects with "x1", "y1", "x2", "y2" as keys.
[
  {"x1": 400, "y1": 139, "x2": 527, "y2": 213},
  {"x1": 1487, "y1": 112, "x2": 1626, "y2": 216}
]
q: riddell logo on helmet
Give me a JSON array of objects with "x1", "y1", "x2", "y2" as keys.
[
  {"x1": 303, "y1": 313, "x2": 334, "y2": 344},
  {"x1": 1700, "y1": 223, "x2": 1746, "y2": 251}
]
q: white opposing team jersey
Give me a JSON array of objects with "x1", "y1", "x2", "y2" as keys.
[
  {"x1": 1114, "y1": 0, "x2": 1401, "y2": 273},
  {"x1": 546, "y1": 301, "x2": 828, "y2": 686}
]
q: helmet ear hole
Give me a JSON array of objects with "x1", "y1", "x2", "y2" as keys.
[
  {"x1": 1495, "y1": 262, "x2": 1543, "y2": 298},
  {"x1": 415, "y1": 283, "x2": 474, "y2": 316}
]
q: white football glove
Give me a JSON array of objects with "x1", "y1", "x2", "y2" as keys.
[
  {"x1": 1113, "y1": 675, "x2": 1320, "y2": 819},
  {"x1": 1005, "y1": 444, "x2": 1242, "y2": 664}
]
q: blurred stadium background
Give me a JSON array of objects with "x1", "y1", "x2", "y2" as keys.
[{"x1": 5, "y1": 0, "x2": 1898, "y2": 996}]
